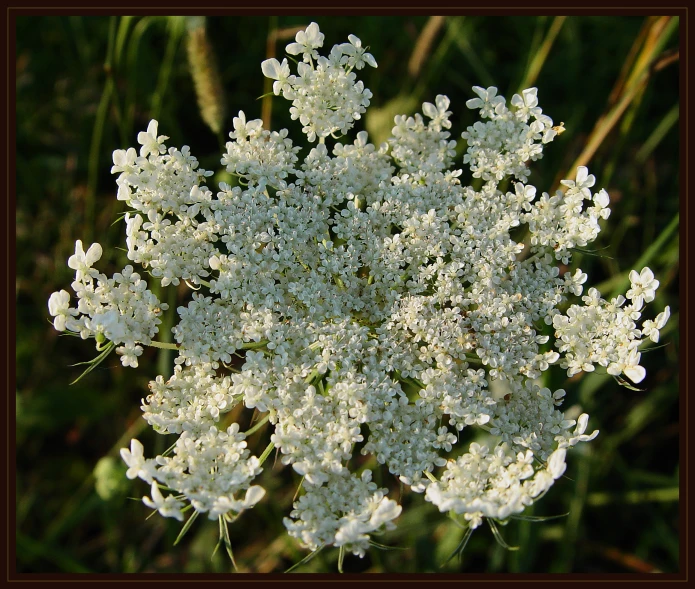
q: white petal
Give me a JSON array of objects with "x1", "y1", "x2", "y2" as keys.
[
  {"x1": 242, "y1": 485, "x2": 266, "y2": 508},
  {"x1": 594, "y1": 189, "x2": 609, "y2": 208},
  {"x1": 522, "y1": 87, "x2": 538, "y2": 107},
  {"x1": 656, "y1": 306, "x2": 671, "y2": 328},
  {"x1": 547, "y1": 449, "x2": 567, "y2": 478},
  {"x1": 261, "y1": 58, "x2": 282, "y2": 79},
  {"x1": 576, "y1": 166, "x2": 588, "y2": 184},
  {"x1": 306, "y1": 22, "x2": 321, "y2": 44},
  {"x1": 85, "y1": 243, "x2": 103, "y2": 266},
  {"x1": 624, "y1": 364, "x2": 646, "y2": 383},
  {"x1": 285, "y1": 42, "x2": 304, "y2": 56},
  {"x1": 422, "y1": 101, "x2": 437, "y2": 119}
]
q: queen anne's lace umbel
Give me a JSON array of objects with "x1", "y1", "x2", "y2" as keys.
[{"x1": 49, "y1": 23, "x2": 669, "y2": 560}]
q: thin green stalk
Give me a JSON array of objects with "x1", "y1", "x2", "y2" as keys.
[
  {"x1": 555, "y1": 451, "x2": 591, "y2": 572},
  {"x1": 149, "y1": 340, "x2": 179, "y2": 351},
  {"x1": 156, "y1": 284, "x2": 178, "y2": 377},
  {"x1": 636, "y1": 103, "x2": 679, "y2": 164},
  {"x1": 447, "y1": 17, "x2": 494, "y2": 89},
  {"x1": 151, "y1": 16, "x2": 185, "y2": 121},
  {"x1": 587, "y1": 487, "x2": 679, "y2": 506},
  {"x1": 258, "y1": 441, "x2": 275, "y2": 466},
  {"x1": 262, "y1": 16, "x2": 279, "y2": 130},
  {"x1": 85, "y1": 16, "x2": 117, "y2": 244},
  {"x1": 125, "y1": 17, "x2": 156, "y2": 133},
  {"x1": 518, "y1": 16, "x2": 566, "y2": 92},
  {"x1": 244, "y1": 414, "x2": 270, "y2": 437},
  {"x1": 593, "y1": 212, "x2": 678, "y2": 298}
]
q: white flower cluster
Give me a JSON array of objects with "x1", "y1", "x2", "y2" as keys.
[
  {"x1": 285, "y1": 470, "x2": 401, "y2": 557},
  {"x1": 463, "y1": 86, "x2": 556, "y2": 182},
  {"x1": 425, "y1": 443, "x2": 568, "y2": 529},
  {"x1": 48, "y1": 240, "x2": 166, "y2": 368},
  {"x1": 261, "y1": 23, "x2": 376, "y2": 142},
  {"x1": 49, "y1": 23, "x2": 670, "y2": 563},
  {"x1": 553, "y1": 270, "x2": 670, "y2": 383},
  {"x1": 119, "y1": 427, "x2": 265, "y2": 522},
  {"x1": 114, "y1": 120, "x2": 217, "y2": 287}
]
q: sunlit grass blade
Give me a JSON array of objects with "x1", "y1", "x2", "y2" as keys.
[
  {"x1": 292, "y1": 476, "x2": 305, "y2": 503},
  {"x1": 636, "y1": 103, "x2": 679, "y2": 164},
  {"x1": 151, "y1": 17, "x2": 185, "y2": 122},
  {"x1": 557, "y1": 16, "x2": 678, "y2": 188},
  {"x1": 408, "y1": 16, "x2": 445, "y2": 78},
  {"x1": 517, "y1": 16, "x2": 566, "y2": 92},
  {"x1": 593, "y1": 212, "x2": 678, "y2": 297},
  {"x1": 587, "y1": 487, "x2": 678, "y2": 507}
]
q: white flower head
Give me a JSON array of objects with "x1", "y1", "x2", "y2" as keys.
[
  {"x1": 120, "y1": 439, "x2": 155, "y2": 483},
  {"x1": 229, "y1": 110, "x2": 263, "y2": 141},
  {"x1": 627, "y1": 267, "x2": 659, "y2": 307},
  {"x1": 286, "y1": 22, "x2": 324, "y2": 62},
  {"x1": 465, "y1": 86, "x2": 505, "y2": 117},
  {"x1": 623, "y1": 348, "x2": 646, "y2": 383},
  {"x1": 137, "y1": 120, "x2": 168, "y2": 157},
  {"x1": 260, "y1": 57, "x2": 292, "y2": 96},
  {"x1": 68, "y1": 240, "x2": 102, "y2": 283},
  {"x1": 46, "y1": 27, "x2": 667, "y2": 566},
  {"x1": 143, "y1": 482, "x2": 185, "y2": 521},
  {"x1": 560, "y1": 166, "x2": 596, "y2": 199},
  {"x1": 338, "y1": 34, "x2": 377, "y2": 69},
  {"x1": 111, "y1": 147, "x2": 138, "y2": 175},
  {"x1": 48, "y1": 290, "x2": 78, "y2": 331},
  {"x1": 642, "y1": 306, "x2": 671, "y2": 343},
  {"x1": 116, "y1": 342, "x2": 144, "y2": 368}
]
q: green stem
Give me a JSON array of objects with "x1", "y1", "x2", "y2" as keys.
[
  {"x1": 85, "y1": 16, "x2": 117, "y2": 244},
  {"x1": 241, "y1": 340, "x2": 269, "y2": 350},
  {"x1": 157, "y1": 284, "x2": 177, "y2": 376},
  {"x1": 244, "y1": 414, "x2": 270, "y2": 437},
  {"x1": 258, "y1": 441, "x2": 275, "y2": 466},
  {"x1": 148, "y1": 341, "x2": 179, "y2": 350}
]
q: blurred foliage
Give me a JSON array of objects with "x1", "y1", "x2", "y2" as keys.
[{"x1": 16, "y1": 15, "x2": 679, "y2": 574}]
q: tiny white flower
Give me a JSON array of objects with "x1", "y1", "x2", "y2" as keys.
[
  {"x1": 627, "y1": 267, "x2": 659, "y2": 306},
  {"x1": 143, "y1": 482, "x2": 185, "y2": 521},
  {"x1": 642, "y1": 306, "x2": 671, "y2": 343},
  {"x1": 260, "y1": 58, "x2": 292, "y2": 95},
  {"x1": 111, "y1": 147, "x2": 139, "y2": 175},
  {"x1": 119, "y1": 439, "x2": 154, "y2": 483},
  {"x1": 116, "y1": 343, "x2": 144, "y2": 368},
  {"x1": 339, "y1": 34, "x2": 377, "y2": 69},
  {"x1": 286, "y1": 22, "x2": 324, "y2": 61},
  {"x1": 68, "y1": 240, "x2": 102, "y2": 282},
  {"x1": 48, "y1": 290, "x2": 78, "y2": 331},
  {"x1": 137, "y1": 120, "x2": 168, "y2": 157}
]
